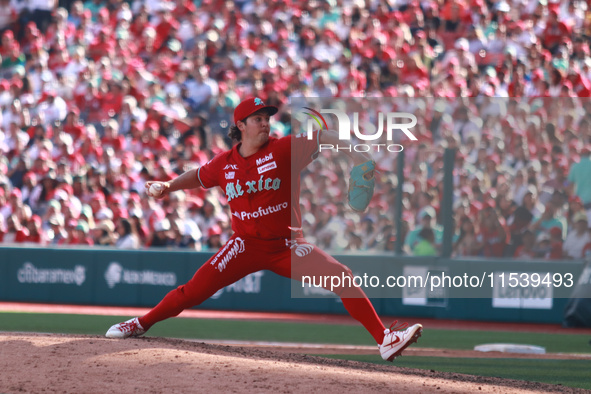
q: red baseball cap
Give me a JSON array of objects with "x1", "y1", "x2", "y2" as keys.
[
  {"x1": 233, "y1": 97, "x2": 278, "y2": 124},
  {"x1": 570, "y1": 195, "x2": 582, "y2": 204},
  {"x1": 208, "y1": 225, "x2": 222, "y2": 237},
  {"x1": 185, "y1": 135, "x2": 199, "y2": 146}
]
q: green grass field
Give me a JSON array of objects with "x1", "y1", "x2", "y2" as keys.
[
  {"x1": 319, "y1": 355, "x2": 591, "y2": 389},
  {"x1": 2, "y1": 312, "x2": 591, "y2": 389}
]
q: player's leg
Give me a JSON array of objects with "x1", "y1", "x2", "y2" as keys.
[
  {"x1": 106, "y1": 236, "x2": 260, "y2": 338},
  {"x1": 269, "y1": 240, "x2": 386, "y2": 342},
  {"x1": 270, "y1": 238, "x2": 422, "y2": 361},
  {"x1": 138, "y1": 250, "x2": 251, "y2": 330}
]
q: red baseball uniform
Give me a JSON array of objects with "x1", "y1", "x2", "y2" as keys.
[
  {"x1": 198, "y1": 131, "x2": 315, "y2": 239},
  {"x1": 140, "y1": 132, "x2": 386, "y2": 343}
]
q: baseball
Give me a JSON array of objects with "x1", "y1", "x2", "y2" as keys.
[{"x1": 149, "y1": 183, "x2": 163, "y2": 197}]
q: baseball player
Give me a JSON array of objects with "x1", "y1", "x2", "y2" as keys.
[{"x1": 106, "y1": 97, "x2": 422, "y2": 361}]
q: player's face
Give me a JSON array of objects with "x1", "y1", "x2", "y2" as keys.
[{"x1": 240, "y1": 111, "x2": 271, "y2": 148}]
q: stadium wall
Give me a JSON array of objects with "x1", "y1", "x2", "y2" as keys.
[{"x1": 0, "y1": 247, "x2": 584, "y2": 324}]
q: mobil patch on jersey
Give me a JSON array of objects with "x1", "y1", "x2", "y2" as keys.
[{"x1": 257, "y1": 161, "x2": 277, "y2": 174}]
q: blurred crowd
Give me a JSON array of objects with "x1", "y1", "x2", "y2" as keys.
[{"x1": 0, "y1": 0, "x2": 591, "y2": 259}]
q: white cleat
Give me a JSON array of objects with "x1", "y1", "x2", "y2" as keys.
[
  {"x1": 379, "y1": 322, "x2": 423, "y2": 362},
  {"x1": 105, "y1": 317, "x2": 146, "y2": 339}
]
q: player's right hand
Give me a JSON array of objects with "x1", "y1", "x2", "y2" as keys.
[{"x1": 145, "y1": 181, "x2": 170, "y2": 199}]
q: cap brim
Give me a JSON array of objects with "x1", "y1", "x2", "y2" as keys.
[{"x1": 239, "y1": 105, "x2": 278, "y2": 123}]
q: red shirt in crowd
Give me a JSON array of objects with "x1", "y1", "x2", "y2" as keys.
[
  {"x1": 63, "y1": 123, "x2": 85, "y2": 140},
  {"x1": 479, "y1": 220, "x2": 509, "y2": 257},
  {"x1": 1, "y1": 229, "x2": 29, "y2": 243},
  {"x1": 543, "y1": 19, "x2": 570, "y2": 49},
  {"x1": 87, "y1": 34, "x2": 115, "y2": 61}
]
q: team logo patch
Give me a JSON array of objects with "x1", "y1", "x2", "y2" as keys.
[
  {"x1": 286, "y1": 239, "x2": 314, "y2": 257},
  {"x1": 210, "y1": 237, "x2": 245, "y2": 272},
  {"x1": 225, "y1": 171, "x2": 235, "y2": 179},
  {"x1": 226, "y1": 177, "x2": 281, "y2": 202},
  {"x1": 254, "y1": 97, "x2": 264, "y2": 106},
  {"x1": 295, "y1": 244, "x2": 314, "y2": 257},
  {"x1": 257, "y1": 161, "x2": 277, "y2": 174}
]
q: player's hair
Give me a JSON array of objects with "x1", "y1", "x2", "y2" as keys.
[{"x1": 228, "y1": 124, "x2": 242, "y2": 142}]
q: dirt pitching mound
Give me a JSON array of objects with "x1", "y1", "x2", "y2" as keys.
[{"x1": 0, "y1": 333, "x2": 583, "y2": 393}]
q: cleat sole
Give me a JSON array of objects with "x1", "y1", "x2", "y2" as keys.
[{"x1": 386, "y1": 328, "x2": 422, "y2": 362}]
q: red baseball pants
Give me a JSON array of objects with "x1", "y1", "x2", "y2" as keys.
[{"x1": 140, "y1": 235, "x2": 386, "y2": 343}]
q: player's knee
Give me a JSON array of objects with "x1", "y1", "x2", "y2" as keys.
[{"x1": 174, "y1": 284, "x2": 205, "y2": 308}]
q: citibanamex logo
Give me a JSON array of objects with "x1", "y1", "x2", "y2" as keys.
[
  {"x1": 105, "y1": 262, "x2": 123, "y2": 289},
  {"x1": 17, "y1": 262, "x2": 86, "y2": 286}
]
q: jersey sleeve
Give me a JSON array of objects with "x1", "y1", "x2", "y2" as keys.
[
  {"x1": 289, "y1": 130, "x2": 321, "y2": 171},
  {"x1": 197, "y1": 153, "x2": 225, "y2": 189}
]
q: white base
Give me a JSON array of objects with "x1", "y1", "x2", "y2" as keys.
[{"x1": 474, "y1": 343, "x2": 546, "y2": 354}]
